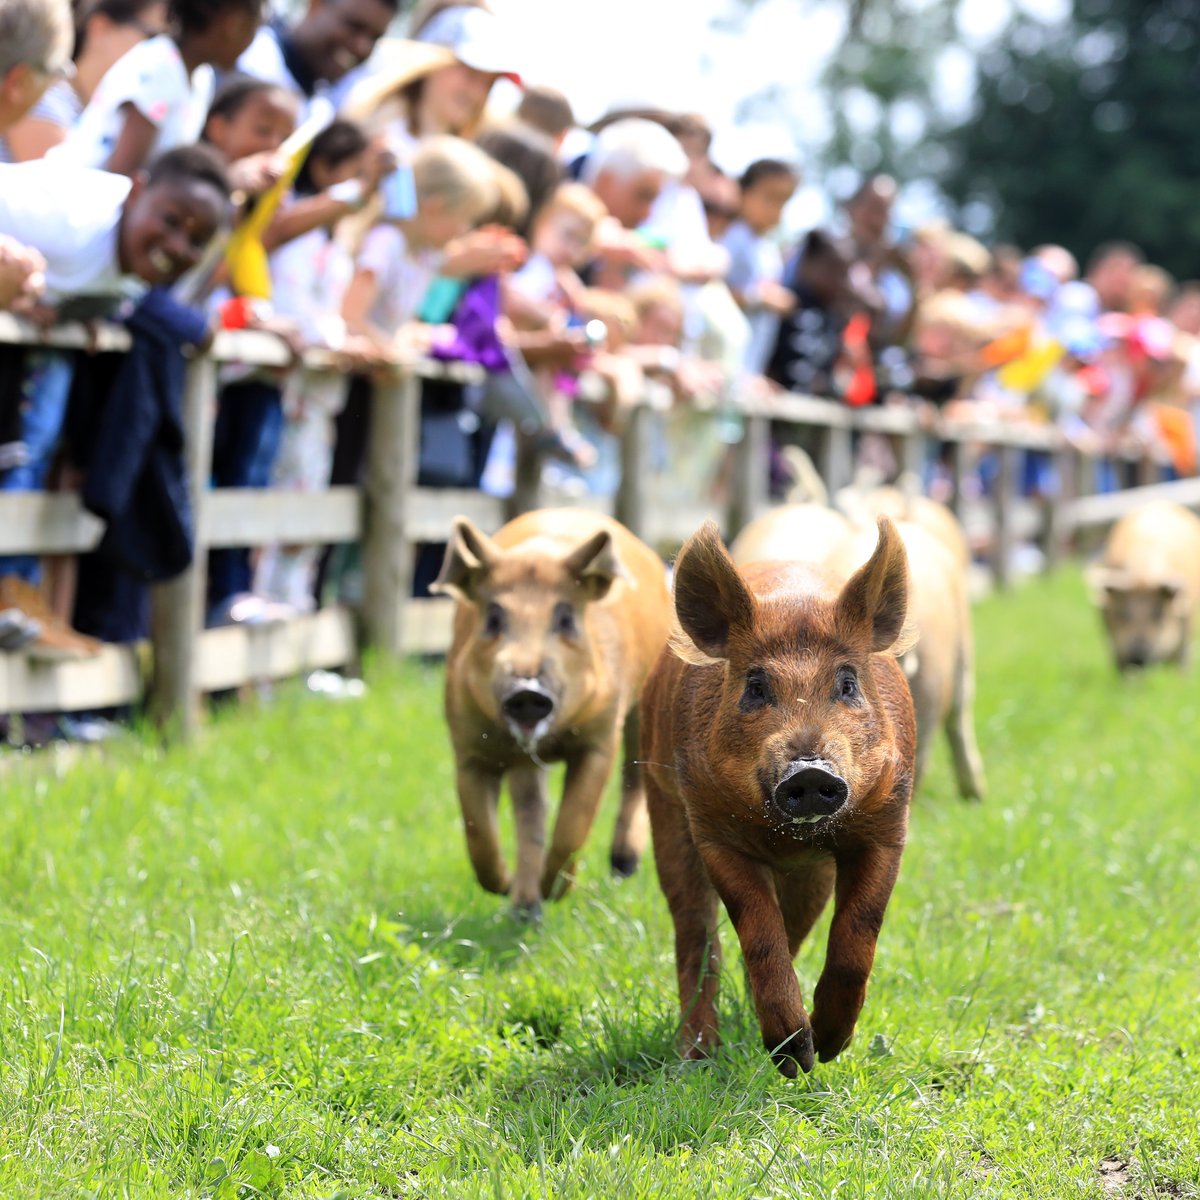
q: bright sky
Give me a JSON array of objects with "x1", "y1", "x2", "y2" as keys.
[{"x1": 479, "y1": 0, "x2": 1072, "y2": 234}]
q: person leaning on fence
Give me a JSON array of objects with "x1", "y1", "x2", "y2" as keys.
[
  {"x1": 50, "y1": 0, "x2": 268, "y2": 177},
  {"x1": 317, "y1": 135, "x2": 499, "y2": 607},
  {"x1": 0, "y1": 144, "x2": 232, "y2": 655},
  {"x1": 1, "y1": 0, "x2": 171, "y2": 164},
  {"x1": 0, "y1": 0, "x2": 73, "y2": 313}
]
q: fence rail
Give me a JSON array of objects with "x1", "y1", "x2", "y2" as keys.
[{"x1": 0, "y1": 314, "x2": 1191, "y2": 736}]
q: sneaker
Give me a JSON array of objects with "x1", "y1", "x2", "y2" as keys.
[
  {"x1": 306, "y1": 670, "x2": 367, "y2": 700},
  {"x1": 207, "y1": 592, "x2": 296, "y2": 629}
]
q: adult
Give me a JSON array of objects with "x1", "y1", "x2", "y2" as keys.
[
  {"x1": 236, "y1": 0, "x2": 402, "y2": 117},
  {"x1": 1, "y1": 0, "x2": 169, "y2": 162},
  {"x1": 0, "y1": 0, "x2": 73, "y2": 308},
  {"x1": 1086, "y1": 241, "x2": 1143, "y2": 313}
]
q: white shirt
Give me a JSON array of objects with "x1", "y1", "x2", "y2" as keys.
[
  {"x1": 269, "y1": 226, "x2": 353, "y2": 346},
  {"x1": 722, "y1": 219, "x2": 785, "y2": 374},
  {"x1": 356, "y1": 224, "x2": 440, "y2": 337},
  {"x1": 0, "y1": 161, "x2": 138, "y2": 303},
  {"x1": 53, "y1": 36, "x2": 213, "y2": 169},
  {"x1": 237, "y1": 25, "x2": 367, "y2": 121}
]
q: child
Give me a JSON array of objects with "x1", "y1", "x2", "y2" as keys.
[
  {"x1": 765, "y1": 228, "x2": 854, "y2": 399},
  {"x1": 53, "y1": 0, "x2": 266, "y2": 176},
  {"x1": 341, "y1": 135, "x2": 500, "y2": 352},
  {"x1": 254, "y1": 120, "x2": 377, "y2": 612},
  {"x1": 0, "y1": 146, "x2": 231, "y2": 649},
  {"x1": 201, "y1": 72, "x2": 297, "y2": 195},
  {"x1": 722, "y1": 158, "x2": 799, "y2": 374}
]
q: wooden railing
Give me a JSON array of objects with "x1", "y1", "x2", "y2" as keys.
[{"x1": 0, "y1": 313, "x2": 1191, "y2": 736}]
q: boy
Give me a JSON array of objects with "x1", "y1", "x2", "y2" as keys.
[
  {"x1": 0, "y1": 143, "x2": 232, "y2": 310},
  {"x1": 722, "y1": 157, "x2": 799, "y2": 373},
  {"x1": 0, "y1": 146, "x2": 231, "y2": 640}
]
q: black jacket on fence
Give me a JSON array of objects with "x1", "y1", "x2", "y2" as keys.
[{"x1": 80, "y1": 289, "x2": 207, "y2": 584}]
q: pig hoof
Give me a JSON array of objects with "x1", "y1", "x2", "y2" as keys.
[
  {"x1": 510, "y1": 899, "x2": 543, "y2": 924},
  {"x1": 765, "y1": 1028, "x2": 815, "y2": 1077},
  {"x1": 609, "y1": 850, "x2": 640, "y2": 878},
  {"x1": 811, "y1": 1022, "x2": 853, "y2": 1062}
]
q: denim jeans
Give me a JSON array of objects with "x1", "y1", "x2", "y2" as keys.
[
  {"x1": 0, "y1": 350, "x2": 75, "y2": 584},
  {"x1": 206, "y1": 379, "x2": 283, "y2": 610}
]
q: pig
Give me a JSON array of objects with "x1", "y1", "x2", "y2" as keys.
[
  {"x1": 732, "y1": 507, "x2": 984, "y2": 800},
  {"x1": 1087, "y1": 502, "x2": 1200, "y2": 671},
  {"x1": 837, "y1": 483, "x2": 971, "y2": 572},
  {"x1": 642, "y1": 517, "x2": 915, "y2": 1076},
  {"x1": 433, "y1": 509, "x2": 672, "y2": 918},
  {"x1": 829, "y1": 521, "x2": 985, "y2": 800},
  {"x1": 729, "y1": 503, "x2": 853, "y2": 573}
]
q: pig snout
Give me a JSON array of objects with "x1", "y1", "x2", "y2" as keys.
[
  {"x1": 772, "y1": 759, "x2": 848, "y2": 824},
  {"x1": 501, "y1": 680, "x2": 556, "y2": 730}
]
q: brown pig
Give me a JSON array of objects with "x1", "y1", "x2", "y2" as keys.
[
  {"x1": 642, "y1": 518, "x2": 915, "y2": 1077},
  {"x1": 1087, "y1": 501, "x2": 1200, "y2": 671},
  {"x1": 434, "y1": 509, "x2": 672, "y2": 918}
]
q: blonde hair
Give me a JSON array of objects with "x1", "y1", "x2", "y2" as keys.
[
  {"x1": 915, "y1": 289, "x2": 988, "y2": 344},
  {"x1": 486, "y1": 159, "x2": 529, "y2": 230},
  {"x1": 0, "y1": 0, "x2": 72, "y2": 79},
  {"x1": 538, "y1": 182, "x2": 607, "y2": 240},
  {"x1": 628, "y1": 276, "x2": 685, "y2": 326},
  {"x1": 413, "y1": 135, "x2": 500, "y2": 224}
]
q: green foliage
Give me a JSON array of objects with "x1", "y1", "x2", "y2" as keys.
[
  {"x1": 940, "y1": 0, "x2": 1200, "y2": 274},
  {"x1": 1, "y1": 573, "x2": 1200, "y2": 1196}
]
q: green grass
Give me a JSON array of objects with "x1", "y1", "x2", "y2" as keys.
[{"x1": 2, "y1": 569, "x2": 1199, "y2": 1198}]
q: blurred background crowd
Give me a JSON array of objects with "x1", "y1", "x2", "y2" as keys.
[{"x1": 0, "y1": 0, "x2": 1196, "y2": 738}]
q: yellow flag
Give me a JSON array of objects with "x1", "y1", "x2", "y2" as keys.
[{"x1": 224, "y1": 103, "x2": 334, "y2": 301}]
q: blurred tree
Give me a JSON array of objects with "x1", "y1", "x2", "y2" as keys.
[{"x1": 940, "y1": 0, "x2": 1200, "y2": 277}]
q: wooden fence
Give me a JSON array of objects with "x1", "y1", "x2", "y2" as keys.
[{"x1": 0, "y1": 314, "x2": 1191, "y2": 738}]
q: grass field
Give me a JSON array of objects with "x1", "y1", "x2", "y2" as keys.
[{"x1": 1, "y1": 568, "x2": 1198, "y2": 1199}]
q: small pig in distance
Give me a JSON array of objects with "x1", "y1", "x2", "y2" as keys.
[
  {"x1": 1087, "y1": 502, "x2": 1200, "y2": 672},
  {"x1": 434, "y1": 509, "x2": 672, "y2": 919},
  {"x1": 642, "y1": 518, "x2": 915, "y2": 1077}
]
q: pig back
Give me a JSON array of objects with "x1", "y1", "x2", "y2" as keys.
[{"x1": 730, "y1": 504, "x2": 854, "y2": 571}]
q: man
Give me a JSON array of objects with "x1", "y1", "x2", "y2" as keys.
[
  {"x1": 0, "y1": 0, "x2": 73, "y2": 308},
  {"x1": 1086, "y1": 241, "x2": 1143, "y2": 313},
  {"x1": 237, "y1": 0, "x2": 402, "y2": 116}
]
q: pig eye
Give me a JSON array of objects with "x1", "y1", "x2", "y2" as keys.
[
  {"x1": 837, "y1": 668, "x2": 861, "y2": 704},
  {"x1": 552, "y1": 602, "x2": 578, "y2": 638},
  {"x1": 483, "y1": 602, "x2": 506, "y2": 638},
  {"x1": 739, "y1": 669, "x2": 772, "y2": 712}
]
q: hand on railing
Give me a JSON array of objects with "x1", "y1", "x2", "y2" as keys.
[{"x1": 0, "y1": 236, "x2": 47, "y2": 312}]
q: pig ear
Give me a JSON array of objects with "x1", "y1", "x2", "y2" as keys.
[
  {"x1": 431, "y1": 517, "x2": 500, "y2": 603},
  {"x1": 671, "y1": 520, "x2": 755, "y2": 663},
  {"x1": 563, "y1": 528, "x2": 626, "y2": 601},
  {"x1": 836, "y1": 517, "x2": 912, "y2": 654},
  {"x1": 1085, "y1": 565, "x2": 1130, "y2": 602}
]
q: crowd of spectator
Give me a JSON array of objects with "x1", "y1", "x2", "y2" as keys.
[{"x1": 1, "y1": 0, "x2": 1197, "y2": 741}]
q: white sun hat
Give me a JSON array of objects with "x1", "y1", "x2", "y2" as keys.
[{"x1": 415, "y1": 5, "x2": 523, "y2": 84}]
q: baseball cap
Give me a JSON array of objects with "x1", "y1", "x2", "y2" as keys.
[{"x1": 416, "y1": 5, "x2": 523, "y2": 84}]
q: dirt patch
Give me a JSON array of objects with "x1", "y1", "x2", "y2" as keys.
[{"x1": 1099, "y1": 1160, "x2": 1129, "y2": 1195}]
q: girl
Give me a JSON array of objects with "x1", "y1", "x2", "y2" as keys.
[{"x1": 53, "y1": 0, "x2": 265, "y2": 176}]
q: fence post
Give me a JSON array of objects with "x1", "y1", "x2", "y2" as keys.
[
  {"x1": 1042, "y1": 441, "x2": 1074, "y2": 571},
  {"x1": 148, "y1": 352, "x2": 216, "y2": 739},
  {"x1": 728, "y1": 410, "x2": 769, "y2": 537},
  {"x1": 361, "y1": 366, "x2": 420, "y2": 660},
  {"x1": 614, "y1": 400, "x2": 649, "y2": 539},
  {"x1": 946, "y1": 435, "x2": 968, "y2": 519},
  {"x1": 899, "y1": 425, "x2": 924, "y2": 488},
  {"x1": 991, "y1": 440, "x2": 1018, "y2": 591},
  {"x1": 817, "y1": 419, "x2": 853, "y2": 496}
]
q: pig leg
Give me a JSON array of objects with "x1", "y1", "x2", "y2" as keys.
[
  {"x1": 455, "y1": 765, "x2": 509, "y2": 896},
  {"x1": 809, "y1": 844, "x2": 904, "y2": 1063},
  {"x1": 610, "y1": 706, "x2": 648, "y2": 878},
  {"x1": 777, "y1": 861, "x2": 836, "y2": 958},
  {"x1": 647, "y1": 779, "x2": 722, "y2": 1058},
  {"x1": 946, "y1": 638, "x2": 986, "y2": 802},
  {"x1": 508, "y1": 764, "x2": 548, "y2": 919},
  {"x1": 699, "y1": 844, "x2": 813, "y2": 1077},
  {"x1": 540, "y1": 740, "x2": 619, "y2": 899}
]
